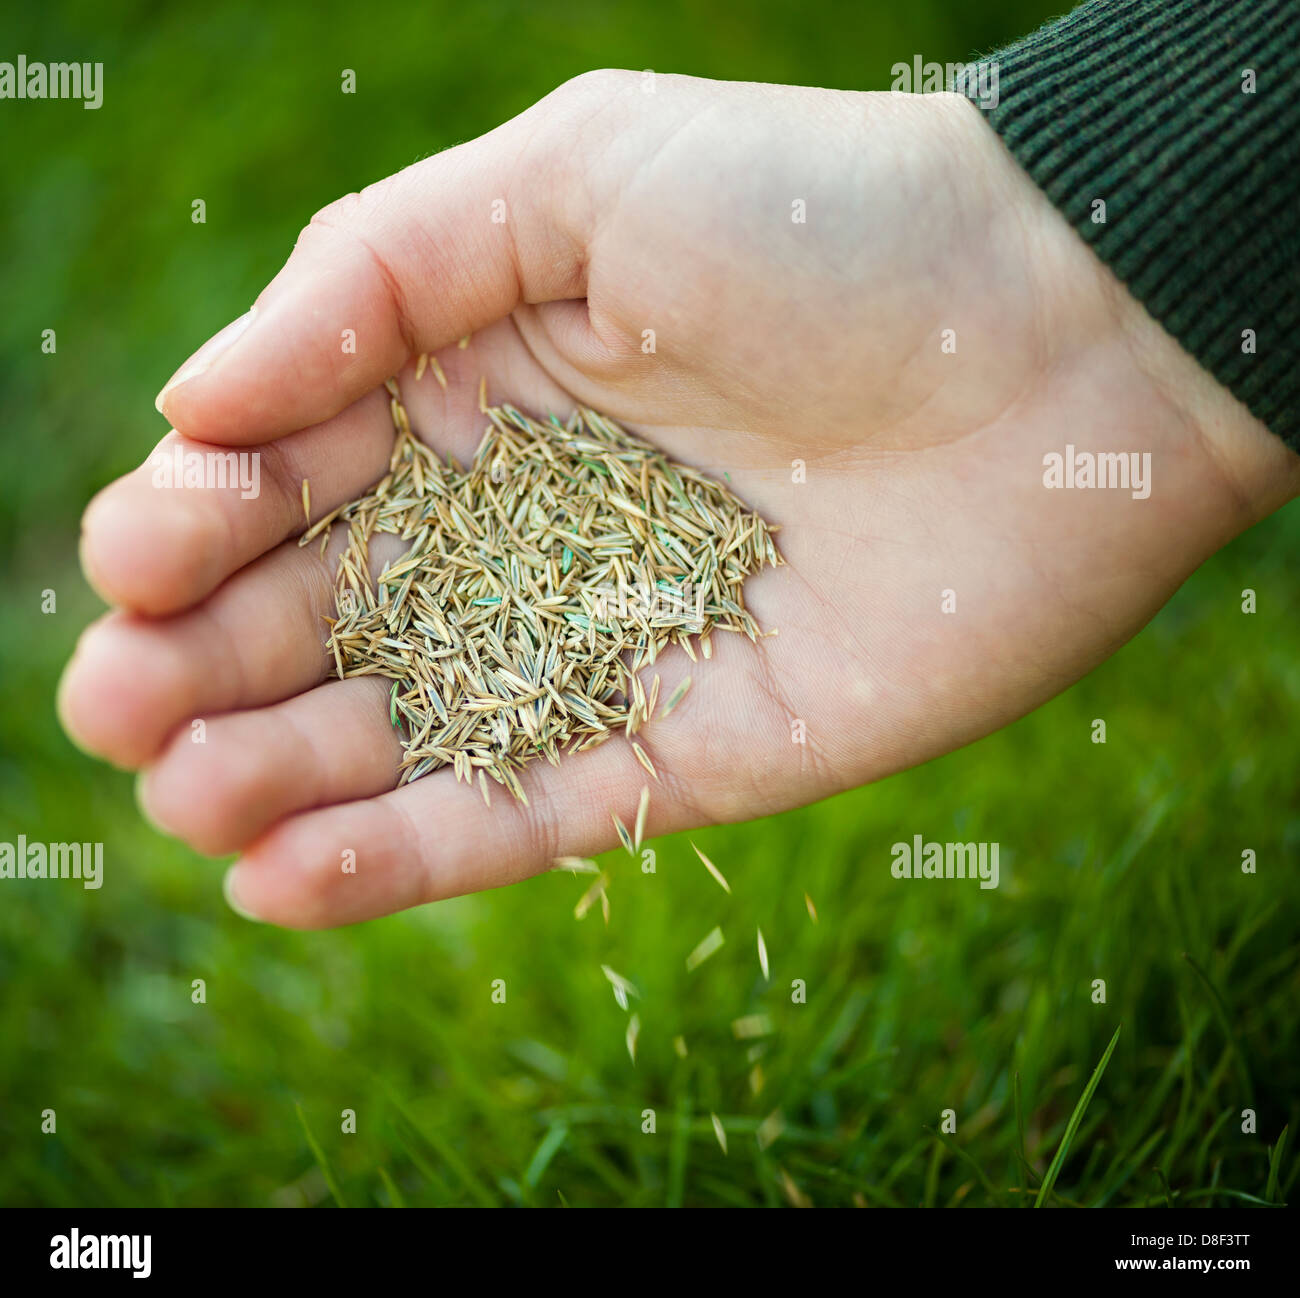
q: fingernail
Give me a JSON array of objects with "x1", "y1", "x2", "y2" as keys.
[
  {"x1": 156, "y1": 307, "x2": 258, "y2": 413},
  {"x1": 222, "y1": 866, "x2": 264, "y2": 923}
]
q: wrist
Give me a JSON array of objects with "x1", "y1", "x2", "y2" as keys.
[{"x1": 941, "y1": 91, "x2": 1300, "y2": 539}]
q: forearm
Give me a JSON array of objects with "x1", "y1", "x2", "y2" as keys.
[{"x1": 964, "y1": 0, "x2": 1300, "y2": 488}]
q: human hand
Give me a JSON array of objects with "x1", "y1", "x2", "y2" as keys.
[{"x1": 59, "y1": 73, "x2": 1300, "y2": 926}]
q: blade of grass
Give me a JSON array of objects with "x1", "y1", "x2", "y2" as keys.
[
  {"x1": 1013, "y1": 1070, "x2": 1030, "y2": 1200},
  {"x1": 385, "y1": 1091, "x2": 498, "y2": 1207},
  {"x1": 1266, "y1": 1125, "x2": 1288, "y2": 1204},
  {"x1": 1034, "y1": 1025, "x2": 1121, "y2": 1208},
  {"x1": 524, "y1": 1122, "x2": 569, "y2": 1191},
  {"x1": 388, "y1": 1122, "x2": 454, "y2": 1201},
  {"x1": 1181, "y1": 953, "x2": 1255, "y2": 1106},
  {"x1": 667, "y1": 1092, "x2": 692, "y2": 1208},
  {"x1": 377, "y1": 1165, "x2": 406, "y2": 1208},
  {"x1": 294, "y1": 1101, "x2": 348, "y2": 1208},
  {"x1": 923, "y1": 1125, "x2": 1006, "y2": 1205}
]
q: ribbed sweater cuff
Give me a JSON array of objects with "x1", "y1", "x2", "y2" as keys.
[{"x1": 969, "y1": 0, "x2": 1300, "y2": 450}]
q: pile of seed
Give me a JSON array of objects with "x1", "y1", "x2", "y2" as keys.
[{"x1": 301, "y1": 380, "x2": 781, "y2": 803}]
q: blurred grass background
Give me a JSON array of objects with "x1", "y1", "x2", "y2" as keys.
[{"x1": 1, "y1": 0, "x2": 1297, "y2": 1208}]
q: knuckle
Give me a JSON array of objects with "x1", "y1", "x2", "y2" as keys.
[
  {"x1": 305, "y1": 189, "x2": 366, "y2": 239},
  {"x1": 554, "y1": 67, "x2": 638, "y2": 102}
]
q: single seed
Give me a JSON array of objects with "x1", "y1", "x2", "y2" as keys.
[
  {"x1": 685, "y1": 925, "x2": 724, "y2": 971},
  {"x1": 711, "y1": 1113, "x2": 728, "y2": 1155},
  {"x1": 633, "y1": 784, "x2": 650, "y2": 851},
  {"x1": 693, "y1": 842, "x2": 730, "y2": 894},
  {"x1": 601, "y1": 963, "x2": 639, "y2": 1002},
  {"x1": 756, "y1": 1109, "x2": 785, "y2": 1151},
  {"x1": 632, "y1": 742, "x2": 658, "y2": 783},
  {"x1": 611, "y1": 811, "x2": 634, "y2": 855},
  {"x1": 574, "y1": 872, "x2": 609, "y2": 920},
  {"x1": 732, "y1": 1013, "x2": 773, "y2": 1040},
  {"x1": 660, "y1": 676, "x2": 692, "y2": 720},
  {"x1": 779, "y1": 1167, "x2": 811, "y2": 1209},
  {"x1": 552, "y1": 856, "x2": 600, "y2": 874}
]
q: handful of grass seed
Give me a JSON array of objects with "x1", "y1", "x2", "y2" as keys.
[{"x1": 303, "y1": 379, "x2": 781, "y2": 803}]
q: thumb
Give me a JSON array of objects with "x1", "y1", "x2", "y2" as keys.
[{"x1": 156, "y1": 89, "x2": 592, "y2": 445}]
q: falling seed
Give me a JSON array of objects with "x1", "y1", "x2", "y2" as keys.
[
  {"x1": 749, "y1": 1064, "x2": 765, "y2": 1096},
  {"x1": 659, "y1": 676, "x2": 693, "y2": 721},
  {"x1": 457, "y1": 333, "x2": 471, "y2": 349},
  {"x1": 612, "y1": 982, "x2": 628, "y2": 1011},
  {"x1": 601, "y1": 964, "x2": 640, "y2": 1002},
  {"x1": 779, "y1": 1167, "x2": 811, "y2": 1208},
  {"x1": 685, "y1": 925, "x2": 725, "y2": 971},
  {"x1": 574, "y1": 872, "x2": 609, "y2": 920},
  {"x1": 757, "y1": 927, "x2": 769, "y2": 980},
  {"x1": 632, "y1": 742, "x2": 658, "y2": 782},
  {"x1": 611, "y1": 812, "x2": 635, "y2": 856},
  {"x1": 552, "y1": 856, "x2": 600, "y2": 874},
  {"x1": 692, "y1": 842, "x2": 730, "y2": 894},
  {"x1": 673, "y1": 1035, "x2": 688, "y2": 1058},
  {"x1": 711, "y1": 1113, "x2": 728, "y2": 1155},
  {"x1": 731, "y1": 1013, "x2": 773, "y2": 1040},
  {"x1": 429, "y1": 354, "x2": 447, "y2": 389},
  {"x1": 756, "y1": 1109, "x2": 785, "y2": 1151},
  {"x1": 415, "y1": 353, "x2": 428, "y2": 381},
  {"x1": 301, "y1": 478, "x2": 311, "y2": 527},
  {"x1": 633, "y1": 785, "x2": 650, "y2": 851},
  {"x1": 625, "y1": 1013, "x2": 640, "y2": 1064},
  {"x1": 804, "y1": 892, "x2": 818, "y2": 923},
  {"x1": 600, "y1": 890, "x2": 611, "y2": 925},
  {"x1": 477, "y1": 376, "x2": 487, "y2": 411}
]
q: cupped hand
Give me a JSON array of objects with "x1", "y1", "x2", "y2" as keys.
[{"x1": 59, "y1": 73, "x2": 1299, "y2": 926}]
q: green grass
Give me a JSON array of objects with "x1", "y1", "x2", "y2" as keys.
[{"x1": 2, "y1": 0, "x2": 1298, "y2": 1208}]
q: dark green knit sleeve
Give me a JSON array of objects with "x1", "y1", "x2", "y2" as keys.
[{"x1": 966, "y1": 0, "x2": 1300, "y2": 449}]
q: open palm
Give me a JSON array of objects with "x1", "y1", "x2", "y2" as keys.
[{"x1": 60, "y1": 74, "x2": 1296, "y2": 926}]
